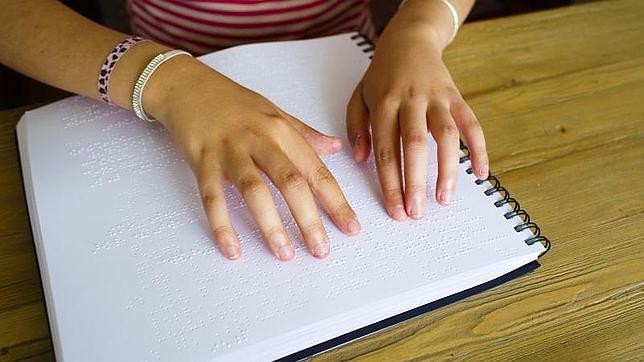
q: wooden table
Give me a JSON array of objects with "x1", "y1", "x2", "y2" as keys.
[{"x1": 1, "y1": 0, "x2": 643, "y2": 360}]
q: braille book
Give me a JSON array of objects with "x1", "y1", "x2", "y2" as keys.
[{"x1": 17, "y1": 33, "x2": 550, "y2": 361}]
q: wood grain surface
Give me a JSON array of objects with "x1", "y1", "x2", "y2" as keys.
[{"x1": 1, "y1": 0, "x2": 643, "y2": 360}]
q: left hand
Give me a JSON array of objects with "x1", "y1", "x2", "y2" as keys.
[{"x1": 346, "y1": 22, "x2": 489, "y2": 221}]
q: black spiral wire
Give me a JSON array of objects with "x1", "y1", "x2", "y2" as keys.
[
  {"x1": 460, "y1": 140, "x2": 551, "y2": 257},
  {"x1": 351, "y1": 32, "x2": 550, "y2": 257},
  {"x1": 351, "y1": 33, "x2": 374, "y2": 58}
]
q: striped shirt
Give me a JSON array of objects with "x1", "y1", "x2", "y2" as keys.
[{"x1": 127, "y1": 0, "x2": 376, "y2": 55}]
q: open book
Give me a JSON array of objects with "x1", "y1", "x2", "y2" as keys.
[{"x1": 17, "y1": 33, "x2": 549, "y2": 361}]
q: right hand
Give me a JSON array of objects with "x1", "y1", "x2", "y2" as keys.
[{"x1": 144, "y1": 56, "x2": 361, "y2": 261}]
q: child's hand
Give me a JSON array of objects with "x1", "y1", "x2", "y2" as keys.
[
  {"x1": 145, "y1": 57, "x2": 361, "y2": 261},
  {"x1": 347, "y1": 22, "x2": 489, "y2": 221}
]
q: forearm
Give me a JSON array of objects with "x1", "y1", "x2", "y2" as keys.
[
  {"x1": 384, "y1": 0, "x2": 475, "y2": 52},
  {"x1": 0, "y1": 0, "x2": 172, "y2": 110}
]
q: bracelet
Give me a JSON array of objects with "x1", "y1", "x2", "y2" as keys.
[
  {"x1": 131, "y1": 50, "x2": 192, "y2": 122},
  {"x1": 98, "y1": 36, "x2": 147, "y2": 104},
  {"x1": 399, "y1": 0, "x2": 460, "y2": 44}
]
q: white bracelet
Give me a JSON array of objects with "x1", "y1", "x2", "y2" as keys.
[
  {"x1": 132, "y1": 49, "x2": 192, "y2": 122},
  {"x1": 399, "y1": 0, "x2": 460, "y2": 44}
]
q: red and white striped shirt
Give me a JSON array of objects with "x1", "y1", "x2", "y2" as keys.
[{"x1": 127, "y1": 0, "x2": 376, "y2": 55}]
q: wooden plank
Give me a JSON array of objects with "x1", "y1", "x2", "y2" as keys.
[
  {"x1": 447, "y1": 0, "x2": 644, "y2": 98},
  {"x1": 0, "y1": 302, "x2": 51, "y2": 362}
]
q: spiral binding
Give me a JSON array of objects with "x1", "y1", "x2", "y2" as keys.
[
  {"x1": 351, "y1": 33, "x2": 375, "y2": 58},
  {"x1": 460, "y1": 140, "x2": 551, "y2": 257},
  {"x1": 350, "y1": 32, "x2": 550, "y2": 258}
]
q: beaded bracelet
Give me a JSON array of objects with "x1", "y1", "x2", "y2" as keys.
[{"x1": 98, "y1": 36, "x2": 147, "y2": 104}]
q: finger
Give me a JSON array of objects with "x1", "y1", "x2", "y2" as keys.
[
  {"x1": 280, "y1": 110, "x2": 342, "y2": 155},
  {"x1": 372, "y1": 101, "x2": 407, "y2": 220},
  {"x1": 399, "y1": 101, "x2": 429, "y2": 219},
  {"x1": 226, "y1": 153, "x2": 294, "y2": 261},
  {"x1": 253, "y1": 147, "x2": 330, "y2": 258},
  {"x1": 452, "y1": 100, "x2": 489, "y2": 180},
  {"x1": 427, "y1": 102, "x2": 461, "y2": 206},
  {"x1": 346, "y1": 82, "x2": 372, "y2": 162},
  {"x1": 196, "y1": 160, "x2": 241, "y2": 260},
  {"x1": 282, "y1": 129, "x2": 361, "y2": 236}
]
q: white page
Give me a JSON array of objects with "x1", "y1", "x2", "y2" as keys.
[{"x1": 18, "y1": 33, "x2": 544, "y2": 361}]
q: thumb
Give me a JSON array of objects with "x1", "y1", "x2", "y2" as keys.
[{"x1": 346, "y1": 82, "x2": 371, "y2": 162}]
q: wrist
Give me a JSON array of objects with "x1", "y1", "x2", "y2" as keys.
[
  {"x1": 140, "y1": 55, "x2": 207, "y2": 127},
  {"x1": 389, "y1": 0, "x2": 460, "y2": 52},
  {"x1": 381, "y1": 20, "x2": 446, "y2": 57},
  {"x1": 108, "y1": 41, "x2": 171, "y2": 110}
]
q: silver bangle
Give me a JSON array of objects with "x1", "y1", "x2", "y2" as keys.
[
  {"x1": 399, "y1": 0, "x2": 460, "y2": 44},
  {"x1": 132, "y1": 49, "x2": 192, "y2": 122}
]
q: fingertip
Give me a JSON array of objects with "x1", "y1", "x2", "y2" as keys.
[
  {"x1": 436, "y1": 189, "x2": 452, "y2": 206},
  {"x1": 405, "y1": 196, "x2": 425, "y2": 220},
  {"x1": 311, "y1": 241, "x2": 330, "y2": 259},
  {"x1": 387, "y1": 205, "x2": 408, "y2": 221},
  {"x1": 347, "y1": 218, "x2": 361, "y2": 235},
  {"x1": 225, "y1": 245, "x2": 241, "y2": 260},
  {"x1": 352, "y1": 134, "x2": 370, "y2": 162},
  {"x1": 322, "y1": 135, "x2": 342, "y2": 154},
  {"x1": 353, "y1": 148, "x2": 367, "y2": 162},
  {"x1": 277, "y1": 245, "x2": 294, "y2": 261},
  {"x1": 307, "y1": 133, "x2": 342, "y2": 155},
  {"x1": 215, "y1": 230, "x2": 241, "y2": 260},
  {"x1": 330, "y1": 137, "x2": 342, "y2": 152},
  {"x1": 477, "y1": 164, "x2": 489, "y2": 180}
]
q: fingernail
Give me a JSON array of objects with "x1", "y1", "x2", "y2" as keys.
[
  {"x1": 478, "y1": 165, "x2": 489, "y2": 179},
  {"x1": 225, "y1": 245, "x2": 240, "y2": 260},
  {"x1": 390, "y1": 205, "x2": 408, "y2": 220},
  {"x1": 410, "y1": 203, "x2": 423, "y2": 219},
  {"x1": 272, "y1": 232, "x2": 293, "y2": 261},
  {"x1": 277, "y1": 245, "x2": 294, "y2": 261},
  {"x1": 312, "y1": 241, "x2": 330, "y2": 258},
  {"x1": 348, "y1": 219, "x2": 361, "y2": 235},
  {"x1": 438, "y1": 190, "x2": 452, "y2": 206}
]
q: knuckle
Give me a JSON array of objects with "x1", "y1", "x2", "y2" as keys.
[
  {"x1": 311, "y1": 165, "x2": 335, "y2": 185},
  {"x1": 381, "y1": 187, "x2": 403, "y2": 203},
  {"x1": 196, "y1": 145, "x2": 209, "y2": 163},
  {"x1": 438, "y1": 124, "x2": 460, "y2": 139},
  {"x1": 444, "y1": 86, "x2": 462, "y2": 101},
  {"x1": 263, "y1": 115, "x2": 291, "y2": 134},
  {"x1": 219, "y1": 138, "x2": 237, "y2": 152},
  {"x1": 376, "y1": 147, "x2": 395, "y2": 165},
  {"x1": 201, "y1": 191, "x2": 220, "y2": 207},
  {"x1": 212, "y1": 225, "x2": 234, "y2": 237},
  {"x1": 302, "y1": 221, "x2": 325, "y2": 236},
  {"x1": 378, "y1": 92, "x2": 399, "y2": 109},
  {"x1": 404, "y1": 133, "x2": 427, "y2": 149},
  {"x1": 405, "y1": 184, "x2": 427, "y2": 194},
  {"x1": 278, "y1": 169, "x2": 306, "y2": 191},
  {"x1": 460, "y1": 113, "x2": 481, "y2": 129},
  {"x1": 405, "y1": 86, "x2": 423, "y2": 100},
  {"x1": 333, "y1": 202, "x2": 354, "y2": 219},
  {"x1": 238, "y1": 175, "x2": 265, "y2": 196}
]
